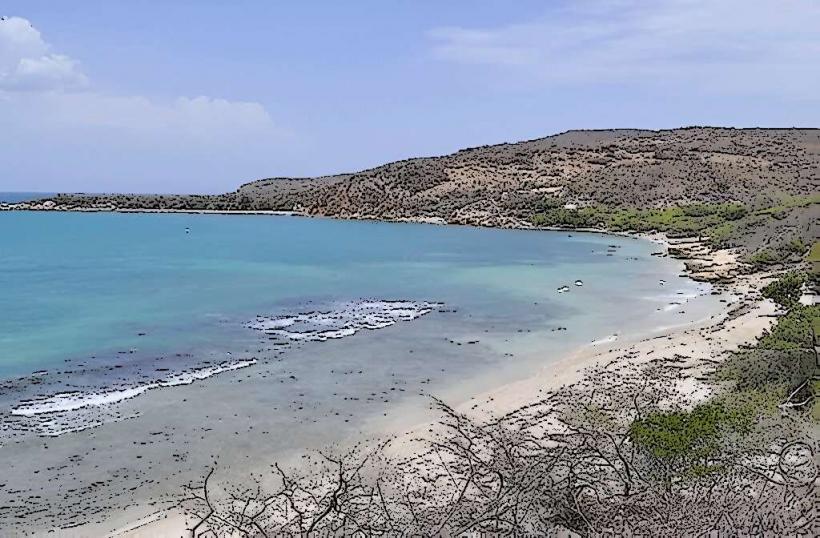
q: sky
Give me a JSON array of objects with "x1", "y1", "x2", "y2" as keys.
[{"x1": 1, "y1": 0, "x2": 818, "y2": 194}]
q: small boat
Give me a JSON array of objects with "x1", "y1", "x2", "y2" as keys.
[
  {"x1": 574, "y1": 280, "x2": 583, "y2": 286},
  {"x1": 557, "y1": 285, "x2": 570, "y2": 293}
]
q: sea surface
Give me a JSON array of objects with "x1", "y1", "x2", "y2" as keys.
[
  {"x1": 0, "y1": 192, "x2": 56, "y2": 203},
  {"x1": 0, "y1": 209, "x2": 721, "y2": 532}
]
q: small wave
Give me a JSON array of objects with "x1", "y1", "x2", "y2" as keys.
[
  {"x1": 643, "y1": 284, "x2": 711, "y2": 311},
  {"x1": 6, "y1": 299, "x2": 439, "y2": 438},
  {"x1": 248, "y1": 300, "x2": 441, "y2": 342},
  {"x1": 11, "y1": 359, "x2": 256, "y2": 417},
  {"x1": 590, "y1": 334, "x2": 619, "y2": 345},
  {"x1": 663, "y1": 301, "x2": 684, "y2": 312}
]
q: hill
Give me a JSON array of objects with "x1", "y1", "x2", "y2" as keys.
[{"x1": 28, "y1": 127, "x2": 820, "y2": 264}]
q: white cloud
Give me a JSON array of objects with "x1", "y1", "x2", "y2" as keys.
[
  {"x1": 0, "y1": 16, "x2": 283, "y2": 150},
  {"x1": 0, "y1": 16, "x2": 289, "y2": 192},
  {"x1": 17, "y1": 92, "x2": 276, "y2": 141},
  {"x1": 429, "y1": 0, "x2": 820, "y2": 97},
  {"x1": 0, "y1": 16, "x2": 88, "y2": 90}
]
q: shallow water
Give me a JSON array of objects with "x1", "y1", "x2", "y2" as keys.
[{"x1": 0, "y1": 211, "x2": 720, "y2": 533}]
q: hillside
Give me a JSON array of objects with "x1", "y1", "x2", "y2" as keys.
[
  {"x1": 236, "y1": 128, "x2": 818, "y2": 220},
  {"x1": 26, "y1": 127, "x2": 820, "y2": 262}
]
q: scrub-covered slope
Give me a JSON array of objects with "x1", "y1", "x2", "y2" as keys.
[{"x1": 29, "y1": 127, "x2": 820, "y2": 263}]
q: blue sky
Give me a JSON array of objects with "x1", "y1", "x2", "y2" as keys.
[{"x1": 1, "y1": 0, "x2": 818, "y2": 193}]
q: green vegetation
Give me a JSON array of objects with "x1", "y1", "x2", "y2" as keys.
[
  {"x1": 626, "y1": 271, "x2": 820, "y2": 523},
  {"x1": 630, "y1": 402, "x2": 752, "y2": 478},
  {"x1": 754, "y1": 193, "x2": 820, "y2": 218},
  {"x1": 530, "y1": 195, "x2": 818, "y2": 269},
  {"x1": 759, "y1": 304, "x2": 819, "y2": 351},
  {"x1": 747, "y1": 248, "x2": 780, "y2": 267},
  {"x1": 713, "y1": 271, "x2": 819, "y2": 422},
  {"x1": 808, "y1": 241, "x2": 820, "y2": 264},
  {"x1": 808, "y1": 241, "x2": 820, "y2": 289},
  {"x1": 530, "y1": 201, "x2": 747, "y2": 241},
  {"x1": 761, "y1": 271, "x2": 806, "y2": 308},
  {"x1": 714, "y1": 305, "x2": 818, "y2": 395},
  {"x1": 747, "y1": 235, "x2": 812, "y2": 269}
]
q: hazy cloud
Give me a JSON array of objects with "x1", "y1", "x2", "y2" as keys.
[
  {"x1": 0, "y1": 16, "x2": 287, "y2": 192},
  {"x1": 0, "y1": 16, "x2": 279, "y2": 139},
  {"x1": 429, "y1": 0, "x2": 820, "y2": 97}
]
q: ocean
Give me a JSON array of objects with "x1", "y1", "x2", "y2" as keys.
[
  {"x1": 0, "y1": 192, "x2": 56, "y2": 203},
  {"x1": 0, "y1": 208, "x2": 720, "y2": 532}
]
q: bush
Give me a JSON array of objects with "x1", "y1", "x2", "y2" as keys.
[
  {"x1": 784, "y1": 237, "x2": 807, "y2": 255},
  {"x1": 718, "y1": 204, "x2": 748, "y2": 221},
  {"x1": 530, "y1": 202, "x2": 753, "y2": 243},
  {"x1": 762, "y1": 271, "x2": 806, "y2": 308},
  {"x1": 807, "y1": 241, "x2": 820, "y2": 289},
  {"x1": 747, "y1": 249, "x2": 782, "y2": 267},
  {"x1": 629, "y1": 402, "x2": 751, "y2": 470},
  {"x1": 713, "y1": 305, "x2": 819, "y2": 396},
  {"x1": 759, "y1": 304, "x2": 819, "y2": 350},
  {"x1": 715, "y1": 348, "x2": 815, "y2": 394}
]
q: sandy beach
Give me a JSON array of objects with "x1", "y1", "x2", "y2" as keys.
[
  {"x1": 110, "y1": 239, "x2": 779, "y2": 538},
  {"x1": 2, "y1": 4, "x2": 817, "y2": 532}
]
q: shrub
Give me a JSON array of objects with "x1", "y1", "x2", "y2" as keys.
[
  {"x1": 784, "y1": 237, "x2": 807, "y2": 255},
  {"x1": 718, "y1": 204, "x2": 748, "y2": 221},
  {"x1": 762, "y1": 271, "x2": 806, "y2": 308},
  {"x1": 747, "y1": 249, "x2": 782, "y2": 267},
  {"x1": 714, "y1": 305, "x2": 819, "y2": 395},
  {"x1": 759, "y1": 304, "x2": 819, "y2": 350},
  {"x1": 809, "y1": 242, "x2": 820, "y2": 290},
  {"x1": 629, "y1": 402, "x2": 752, "y2": 477},
  {"x1": 715, "y1": 348, "x2": 815, "y2": 394}
]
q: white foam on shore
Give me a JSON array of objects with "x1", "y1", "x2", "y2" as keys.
[
  {"x1": 9, "y1": 299, "x2": 439, "y2": 434},
  {"x1": 10, "y1": 359, "x2": 256, "y2": 417},
  {"x1": 248, "y1": 300, "x2": 441, "y2": 342},
  {"x1": 643, "y1": 284, "x2": 711, "y2": 313},
  {"x1": 663, "y1": 301, "x2": 685, "y2": 312},
  {"x1": 590, "y1": 334, "x2": 619, "y2": 345}
]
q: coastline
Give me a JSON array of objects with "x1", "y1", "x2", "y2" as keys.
[
  {"x1": 0, "y1": 204, "x2": 305, "y2": 217},
  {"x1": 0, "y1": 203, "x2": 738, "y2": 283},
  {"x1": 372, "y1": 259, "x2": 771, "y2": 459},
  {"x1": 452, "y1": 269, "x2": 772, "y2": 421},
  {"x1": 109, "y1": 234, "x2": 775, "y2": 538},
  {"x1": 1, "y1": 208, "x2": 770, "y2": 537}
]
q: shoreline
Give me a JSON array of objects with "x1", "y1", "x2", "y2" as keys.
[
  {"x1": 113, "y1": 238, "x2": 773, "y2": 538},
  {"x1": 116, "y1": 275, "x2": 774, "y2": 538},
  {"x1": 2, "y1": 205, "x2": 733, "y2": 283},
  {"x1": 454, "y1": 270, "x2": 771, "y2": 420},
  {"x1": 2, "y1": 209, "x2": 770, "y2": 536},
  {"x1": 369, "y1": 264, "x2": 770, "y2": 462},
  {"x1": 0, "y1": 205, "x2": 305, "y2": 216}
]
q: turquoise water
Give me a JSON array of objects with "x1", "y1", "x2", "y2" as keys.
[
  {"x1": 0, "y1": 210, "x2": 710, "y2": 437},
  {"x1": 0, "y1": 209, "x2": 726, "y2": 533}
]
